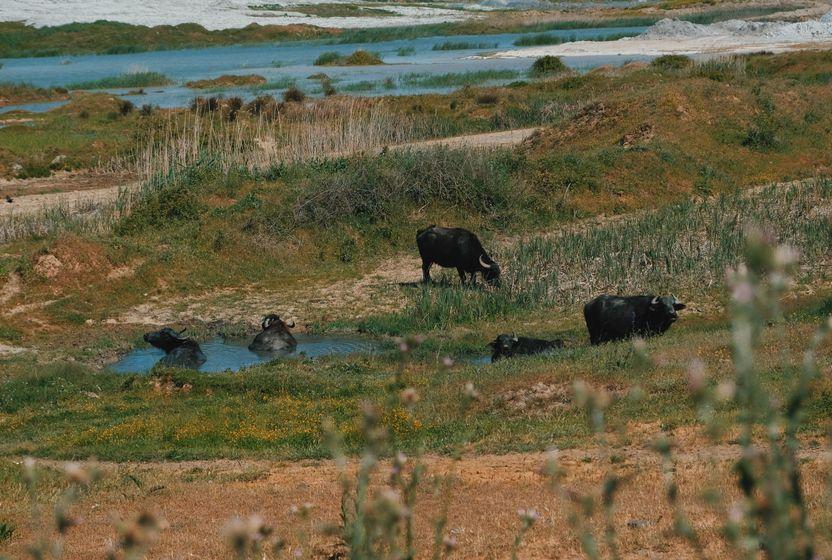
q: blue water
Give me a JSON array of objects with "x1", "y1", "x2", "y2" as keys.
[
  {"x1": 108, "y1": 334, "x2": 381, "y2": 373},
  {"x1": 0, "y1": 26, "x2": 647, "y2": 111}
]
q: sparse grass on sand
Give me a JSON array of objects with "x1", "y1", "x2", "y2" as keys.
[
  {"x1": 185, "y1": 74, "x2": 267, "y2": 89},
  {"x1": 0, "y1": 83, "x2": 69, "y2": 107},
  {"x1": 252, "y1": 2, "x2": 396, "y2": 17}
]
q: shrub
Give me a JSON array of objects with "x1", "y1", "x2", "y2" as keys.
[
  {"x1": 314, "y1": 51, "x2": 341, "y2": 66},
  {"x1": 0, "y1": 521, "x2": 14, "y2": 543},
  {"x1": 314, "y1": 49, "x2": 383, "y2": 66},
  {"x1": 530, "y1": 55, "x2": 568, "y2": 77},
  {"x1": 244, "y1": 95, "x2": 281, "y2": 119},
  {"x1": 139, "y1": 104, "x2": 155, "y2": 117},
  {"x1": 190, "y1": 95, "x2": 222, "y2": 114},
  {"x1": 224, "y1": 96, "x2": 243, "y2": 121},
  {"x1": 118, "y1": 99, "x2": 135, "y2": 116},
  {"x1": 476, "y1": 92, "x2": 499, "y2": 105},
  {"x1": 651, "y1": 54, "x2": 693, "y2": 71},
  {"x1": 283, "y1": 85, "x2": 306, "y2": 103},
  {"x1": 344, "y1": 50, "x2": 383, "y2": 66},
  {"x1": 321, "y1": 78, "x2": 337, "y2": 97}
]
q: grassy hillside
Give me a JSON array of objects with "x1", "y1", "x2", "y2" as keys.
[{"x1": 1, "y1": 50, "x2": 832, "y2": 462}]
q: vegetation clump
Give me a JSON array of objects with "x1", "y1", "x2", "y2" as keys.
[
  {"x1": 185, "y1": 74, "x2": 267, "y2": 89},
  {"x1": 282, "y1": 85, "x2": 306, "y2": 103},
  {"x1": 314, "y1": 49, "x2": 384, "y2": 66},
  {"x1": 66, "y1": 71, "x2": 171, "y2": 91},
  {"x1": 0, "y1": 82, "x2": 69, "y2": 106},
  {"x1": 530, "y1": 55, "x2": 568, "y2": 77},
  {"x1": 651, "y1": 54, "x2": 693, "y2": 71}
]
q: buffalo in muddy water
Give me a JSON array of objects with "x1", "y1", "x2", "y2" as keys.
[
  {"x1": 583, "y1": 295, "x2": 686, "y2": 345},
  {"x1": 143, "y1": 327, "x2": 207, "y2": 369},
  {"x1": 249, "y1": 314, "x2": 297, "y2": 353},
  {"x1": 488, "y1": 334, "x2": 564, "y2": 362},
  {"x1": 416, "y1": 225, "x2": 500, "y2": 286}
]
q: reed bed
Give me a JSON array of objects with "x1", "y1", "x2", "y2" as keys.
[
  {"x1": 133, "y1": 97, "x2": 458, "y2": 182},
  {"x1": 374, "y1": 178, "x2": 832, "y2": 332}
]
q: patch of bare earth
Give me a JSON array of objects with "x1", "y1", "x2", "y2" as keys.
[
  {"x1": 113, "y1": 254, "x2": 422, "y2": 328},
  {"x1": 4, "y1": 440, "x2": 830, "y2": 559}
]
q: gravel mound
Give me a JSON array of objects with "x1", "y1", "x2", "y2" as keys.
[{"x1": 640, "y1": 12, "x2": 832, "y2": 42}]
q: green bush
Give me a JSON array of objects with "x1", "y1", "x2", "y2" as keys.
[
  {"x1": 530, "y1": 55, "x2": 568, "y2": 77},
  {"x1": 651, "y1": 54, "x2": 693, "y2": 71},
  {"x1": 314, "y1": 50, "x2": 383, "y2": 66}
]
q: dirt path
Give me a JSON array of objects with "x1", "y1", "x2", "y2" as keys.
[
  {"x1": 5, "y1": 440, "x2": 830, "y2": 559},
  {"x1": 0, "y1": 128, "x2": 538, "y2": 220}
]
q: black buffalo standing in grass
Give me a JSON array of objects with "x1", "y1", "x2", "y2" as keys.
[
  {"x1": 583, "y1": 295, "x2": 686, "y2": 345},
  {"x1": 143, "y1": 327, "x2": 207, "y2": 369},
  {"x1": 416, "y1": 225, "x2": 500, "y2": 286},
  {"x1": 248, "y1": 314, "x2": 297, "y2": 353},
  {"x1": 488, "y1": 334, "x2": 564, "y2": 362}
]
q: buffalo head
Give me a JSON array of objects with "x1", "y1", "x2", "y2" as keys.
[
  {"x1": 649, "y1": 296, "x2": 686, "y2": 324},
  {"x1": 488, "y1": 334, "x2": 517, "y2": 361},
  {"x1": 143, "y1": 327, "x2": 189, "y2": 353},
  {"x1": 478, "y1": 254, "x2": 501, "y2": 286},
  {"x1": 262, "y1": 314, "x2": 295, "y2": 332}
]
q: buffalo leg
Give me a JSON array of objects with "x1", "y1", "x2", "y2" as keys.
[
  {"x1": 422, "y1": 262, "x2": 432, "y2": 284},
  {"x1": 457, "y1": 268, "x2": 467, "y2": 285}
]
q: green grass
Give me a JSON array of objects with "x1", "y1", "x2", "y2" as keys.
[
  {"x1": 0, "y1": 82, "x2": 68, "y2": 104},
  {"x1": 361, "y1": 178, "x2": 832, "y2": 334},
  {"x1": 513, "y1": 31, "x2": 637, "y2": 47},
  {"x1": 399, "y1": 70, "x2": 520, "y2": 88},
  {"x1": 314, "y1": 49, "x2": 384, "y2": 66},
  {"x1": 396, "y1": 46, "x2": 416, "y2": 56},
  {"x1": 66, "y1": 72, "x2": 172, "y2": 91}
]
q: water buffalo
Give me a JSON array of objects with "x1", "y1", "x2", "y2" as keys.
[
  {"x1": 416, "y1": 225, "x2": 500, "y2": 286},
  {"x1": 143, "y1": 327, "x2": 207, "y2": 369},
  {"x1": 488, "y1": 334, "x2": 564, "y2": 362},
  {"x1": 583, "y1": 295, "x2": 686, "y2": 345},
  {"x1": 248, "y1": 314, "x2": 297, "y2": 353}
]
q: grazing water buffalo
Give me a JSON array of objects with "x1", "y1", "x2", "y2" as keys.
[
  {"x1": 583, "y1": 295, "x2": 686, "y2": 345},
  {"x1": 143, "y1": 327, "x2": 207, "y2": 369},
  {"x1": 416, "y1": 225, "x2": 500, "y2": 286},
  {"x1": 488, "y1": 334, "x2": 564, "y2": 362},
  {"x1": 248, "y1": 314, "x2": 297, "y2": 353}
]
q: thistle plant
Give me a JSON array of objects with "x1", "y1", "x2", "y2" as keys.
[{"x1": 22, "y1": 459, "x2": 99, "y2": 560}]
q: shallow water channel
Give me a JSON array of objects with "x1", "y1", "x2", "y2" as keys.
[
  {"x1": 108, "y1": 334, "x2": 382, "y2": 373},
  {"x1": 0, "y1": 25, "x2": 648, "y2": 113}
]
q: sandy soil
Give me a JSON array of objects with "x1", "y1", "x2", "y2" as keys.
[
  {"x1": 492, "y1": 7, "x2": 832, "y2": 58},
  {"x1": 0, "y1": 128, "x2": 538, "y2": 220},
  {"x1": 0, "y1": 0, "x2": 470, "y2": 30},
  {"x1": 493, "y1": 36, "x2": 832, "y2": 58},
  {"x1": 114, "y1": 253, "x2": 421, "y2": 328},
  {"x1": 3, "y1": 437, "x2": 830, "y2": 559}
]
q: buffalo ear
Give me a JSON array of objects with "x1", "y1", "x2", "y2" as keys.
[
  {"x1": 487, "y1": 340, "x2": 497, "y2": 348},
  {"x1": 673, "y1": 303, "x2": 686, "y2": 311}
]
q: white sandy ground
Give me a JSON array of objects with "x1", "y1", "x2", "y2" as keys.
[
  {"x1": 490, "y1": 8, "x2": 832, "y2": 58},
  {"x1": 0, "y1": 0, "x2": 471, "y2": 29}
]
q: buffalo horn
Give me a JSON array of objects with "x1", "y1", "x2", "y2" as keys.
[{"x1": 479, "y1": 255, "x2": 492, "y2": 269}]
